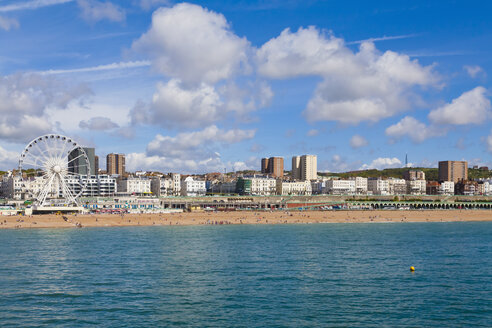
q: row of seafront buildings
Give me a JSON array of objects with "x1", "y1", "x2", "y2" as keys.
[{"x1": 1, "y1": 153, "x2": 491, "y2": 200}]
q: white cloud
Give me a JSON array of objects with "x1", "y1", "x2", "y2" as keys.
[
  {"x1": 464, "y1": 65, "x2": 485, "y2": 78},
  {"x1": 0, "y1": 0, "x2": 73, "y2": 12},
  {"x1": 0, "y1": 15, "x2": 19, "y2": 30},
  {"x1": 385, "y1": 116, "x2": 446, "y2": 143},
  {"x1": 257, "y1": 27, "x2": 354, "y2": 79},
  {"x1": 125, "y1": 126, "x2": 256, "y2": 173},
  {"x1": 0, "y1": 115, "x2": 52, "y2": 143},
  {"x1": 131, "y1": 78, "x2": 271, "y2": 129},
  {"x1": 79, "y1": 116, "x2": 119, "y2": 130},
  {"x1": 350, "y1": 134, "x2": 368, "y2": 148},
  {"x1": 46, "y1": 101, "x2": 130, "y2": 133},
  {"x1": 256, "y1": 27, "x2": 438, "y2": 124},
  {"x1": 306, "y1": 129, "x2": 319, "y2": 137},
  {"x1": 146, "y1": 125, "x2": 255, "y2": 159},
  {"x1": 77, "y1": 0, "x2": 125, "y2": 23},
  {"x1": 428, "y1": 86, "x2": 491, "y2": 125},
  {"x1": 131, "y1": 79, "x2": 221, "y2": 128},
  {"x1": 318, "y1": 154, "x2": 364, "y2": 173},
  {"x1": 360, "y1": 157, "x2": 402, "y2": 170},
  {"x1": 487, "y1": 130, "x2": 492, "y2": 153},
  {"x1": 41, "y1": 60, "x2": 150, "y2": 75},
  {"x1": 0, "y1": 73, "x2": 91, "y2": 142},
  {"x1": 132, "y1": 3, "x2": 250, "y2": 85},
  {"x1": 130, "y1": 3, "x2": 271, "y2": 130},
  {"x1": 219, "y1": 81, "x2": 273, "y2": 118},
  {"x1": 126, "y1": 152, "x2": 257, "y2": 174},
  {"x1": 0, "y1": 145, "x2": 19, "y2": 170}
]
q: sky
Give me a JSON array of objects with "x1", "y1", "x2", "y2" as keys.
[{"x1": 0, "y1": 0, "x2": 491, "y2": 174}]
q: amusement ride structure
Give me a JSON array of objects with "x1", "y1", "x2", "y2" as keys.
[{"x1": 18, "y1": 134, "x2": 90, "y2": 207}]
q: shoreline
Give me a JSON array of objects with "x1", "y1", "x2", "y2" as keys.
[{"x1": 0, "y1": 210, "x2": 491, "y2": 229}]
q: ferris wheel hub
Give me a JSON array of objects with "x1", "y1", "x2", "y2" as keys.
[{"x1": 53, "y1": 165, "x2": 61, "y2": 173}]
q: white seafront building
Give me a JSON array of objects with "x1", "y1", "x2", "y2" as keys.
[
  {"x1": 250, "y1": 177, "x2": 277, "y2": 195},
  {"x1": 276, "y1": 180, "x2": 312, "y2": 196},
  {"x1": 1, "y1": 173, "x2": 23, "y2": 200},
  {"x1": 118, "y1": 177, "x2": 151, "y2": 196},
  {"x1": 367, "y1": 178, "x2": 390, "y2": 195},
  {"x1": 151, "y1": 173, "x2": 181, "y2": 197},
  {"x1": 324, "y1": 179, "x2": 356, "y2": 195},
  {"x1": 181, "y1": 176, "x2": 206, "y2": 197},
  {"x1": 439, "y1": 181, "x2": 455, "y2": 195},
  {"x1": 387, "y1": 178, "x2": 407, "y2": 195},
  {"x1": 406, "y1": 180, "x2": 426, "y2": 195},
  {"x1": 67, "y1": 175, "x2": 118, "y2": 197}
]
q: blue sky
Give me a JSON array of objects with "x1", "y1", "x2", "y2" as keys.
[{"x1": 0, "y1": 0, "x2": 491, "y2": 173}]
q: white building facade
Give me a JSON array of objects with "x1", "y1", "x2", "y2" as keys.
[
  {"x1": 406, "y1": 180, "x2": 426, "y2": 195},
  {"x1": 181, "y1": 177, "x2": 206, "y2": 197},
  {"x1": 325, "y1": 179, "x2": 356, "y2": 195},
  {"x1": 118, "y1": 177, "x2": 151, "y2": 195},
  {"x1": 276, "y1": 180, "x2": 312, "y2": 195},
  {"x1": 367, "y1": 178, "x2": 389, "y2": 195},
  {"x1": 439, "y1": 181, "x2": 455, "y2": 195}
]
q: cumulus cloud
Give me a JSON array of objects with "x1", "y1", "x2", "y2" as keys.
[
  {"x1": 350, "y1": 134, "x2": 368, "y2": 148},
  {"x1": 428, "y1": 86, "x2": 491, "y2": 125},
  {"x1": 0, "y1": 145, "x2": 19, "y2": 170},
  {"x1": 0, "y1": 116, "x2": 52, "y2": 143},
  {"x1": 385, "y1": 116, "x2": 446, "y2": 143},
  {"x1": 256, "y1": 27, "x2": 438, "y2": 124},
  {"x1": 126, "y1": 127, "x2": 256, "y2": 173},
  {"x1": 132, "y1": 3, "x2": 250, "y2": 85},
  {"x1": 146, "y1": 125, "x2": 255, "y2": 159},
  {"x1": 219, "y1": 81, "x2": 273, "y2": 118},
  {"x1": 131, "y1": 79, "x2": 221, "y2": 128},
  {"x1": 360, "y1": 157, "x2": 402, "y2": 170},
  {"x1": 77, "y1": 0, "x2": 125, "y2": 23},
  {"x1": 130, "y1": 3, "x2": 272, "y2": 129},
  {"x1": 0, "y1": 15, "x2": 19, "y2": 30},
  {"x1": 0, "y1": 73, "x2": 91, "y2": 142},
  {"x1": 464, "y1": 65, "x2": 485, "y2": 78},
  {"x1": 131, "y1": 78, "x2": 271, "y2": 129},
  {"x1": 79, "y1": 116, "x2": 119, "y2": 130},
  {"x1": 126, "y1": 152, "x2": 255, "y2": 173}
]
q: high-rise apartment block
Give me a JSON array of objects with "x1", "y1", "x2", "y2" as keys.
[
  {"x1": 438, "y1": 161, "x2": 468, "y2": 183},
  {"x1": 94, "y1": 156, "x2": 99, "y2": 175},
  {"x1": 68, "y1": 147, "x2": 96, "y2": 176},
  {"x1": 292, "y1": 155, "x2": 317, "y2": 181},
  {"x1": 107, "y1": 153, "x2": 126, "y2": 176},
  {"x1": 261, "y1": 157, "x2": 284, "y2": 177}
]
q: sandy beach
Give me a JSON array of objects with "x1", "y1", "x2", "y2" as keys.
[{"x1": 0, "y1": 210, "x2": 491, "y2": 229}]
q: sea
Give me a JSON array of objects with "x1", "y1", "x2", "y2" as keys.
[{"x1": 0, "y1": 222, "x2": 490, "y2": 327}]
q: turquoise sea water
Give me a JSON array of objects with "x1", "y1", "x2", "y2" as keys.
[{"x1": 0, "y1": 222, "x2": 491, "y2": 327}]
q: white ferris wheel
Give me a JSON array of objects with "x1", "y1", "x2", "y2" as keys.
[{"x1": 18, "y1": 134, "x2": 90, "y2": 206}]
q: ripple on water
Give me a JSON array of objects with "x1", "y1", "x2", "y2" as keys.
[{"x1": 0, "y1": 223, "x2": 491, "y2": 327}]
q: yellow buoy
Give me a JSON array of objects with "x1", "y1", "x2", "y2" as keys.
[{"x1": 410, "y1": 266, "x2": 415, "y2": 272}]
